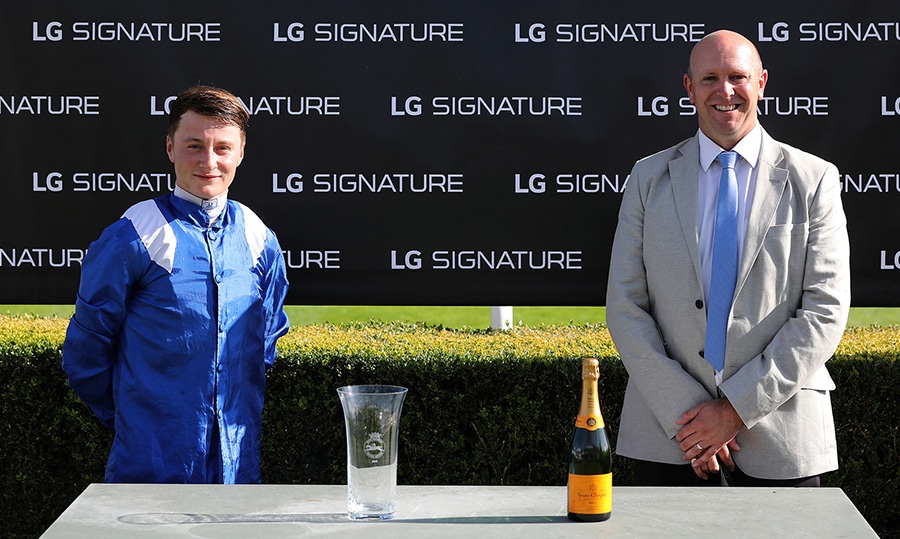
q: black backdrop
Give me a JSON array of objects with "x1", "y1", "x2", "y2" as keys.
[{"x1": 2, "y1": 2, "x2": 899, "y2": 305}]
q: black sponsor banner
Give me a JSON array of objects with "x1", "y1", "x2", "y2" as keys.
[{"x1": 2, "y1": 2, "x2": 899, "y2": 306}]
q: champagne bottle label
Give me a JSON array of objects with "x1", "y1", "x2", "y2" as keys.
[
  {"x1": 574, "y1": 413, "x2": 605, "y2": 430},
  {"x1": 568, "y1": 473, "x2": 612, "y2": 514}
]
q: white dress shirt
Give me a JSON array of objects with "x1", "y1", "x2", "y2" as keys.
[
  {"x1": 697, "y1": 124, "x2": 762, "y2": 381},
  {"x1": 697, "y1": 125, "x2": 762, "y2": 304}
]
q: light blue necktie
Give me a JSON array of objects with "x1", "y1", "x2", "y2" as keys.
[{"x1": 705, "y1": 151, "x2": 739, "y2": 372}]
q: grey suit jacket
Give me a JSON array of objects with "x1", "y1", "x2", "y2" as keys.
[{"x1": 606, "y1": 128, "x2": 851, "y2": 480}]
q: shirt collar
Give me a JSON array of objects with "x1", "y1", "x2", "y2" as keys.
[
  {"x1": 173, "y1": 185, "x2": 228, "y2": 209},
  {"x1": 173, "y1": 185, "x2": 228, "y2": 224},
  {"x1": 698, "y1": 123, "x2": 762, "y2": 172}
]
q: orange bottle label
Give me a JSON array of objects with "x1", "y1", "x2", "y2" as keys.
[
  {"x1": 575, "y1": 413, "x2": 605, "y2": 430},
  {"x1": 568, "y1": 473, "x2": 612, "y2": 514}
]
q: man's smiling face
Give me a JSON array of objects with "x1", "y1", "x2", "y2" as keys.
[
  {"x1": 684, "y1": 30, "x2": 768, "y2": 150},
  {"x1": 166, "y1": 110, "x2": 245, "y2": 200}
]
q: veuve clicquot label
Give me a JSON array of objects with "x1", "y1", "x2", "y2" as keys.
[{"x1": 567, "y1": 472, "x2": 613, "y2": 514}]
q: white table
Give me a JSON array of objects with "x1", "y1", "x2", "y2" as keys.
[{"x1": 41, "y1": 483, "x2": 878, "y2": 538}]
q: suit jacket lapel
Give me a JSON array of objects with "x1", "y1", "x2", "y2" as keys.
[
  {"x1": 738, "y1": 129, "x2": 789, "y2": 289},
  {"x1": 669, "y1": 137, "x2": 703, "y2": 288}
]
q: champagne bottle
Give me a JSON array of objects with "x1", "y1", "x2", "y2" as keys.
[{"x1": 567, "y1": 357, "x2": 612, "y2": 522}]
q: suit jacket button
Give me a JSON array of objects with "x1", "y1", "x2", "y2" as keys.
[{"x1": 695, "y1": 299, "x2": 704, "y2": 309}]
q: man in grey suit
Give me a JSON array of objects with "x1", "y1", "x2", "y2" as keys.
[{"x1": 606, "y1": 29, "x2": 850, "y2": 486}]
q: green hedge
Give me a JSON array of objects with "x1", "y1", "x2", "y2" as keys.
[{"x1": 1, "y1": 317, "x2": 897, "y2": 538}]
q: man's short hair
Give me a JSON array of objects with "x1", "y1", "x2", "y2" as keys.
[{"x1": 167, "y1": 85, "x2": 250, "y2": 140}]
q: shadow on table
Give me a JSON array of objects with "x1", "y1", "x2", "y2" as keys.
[
  {"x1": 398, "y1": 516, "x2": 566, "y2": 524},
  {"x1": 118, "y1": 513, "x2": 567, "y2": 525}
]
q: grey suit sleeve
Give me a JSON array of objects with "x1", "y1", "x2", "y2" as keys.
[
  {"x1": 606, "y1": 161, "x2": 715, "y2": 439},
  {"x1": 720, "y1": 162, "x2": 850, "y2": 428}
]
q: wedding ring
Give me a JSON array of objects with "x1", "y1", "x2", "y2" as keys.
[{"x1": 696, "y1": 442, "x2": 703, "y2": 451}]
